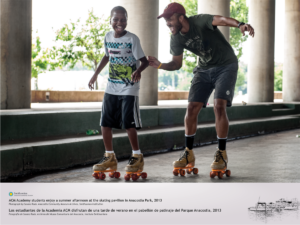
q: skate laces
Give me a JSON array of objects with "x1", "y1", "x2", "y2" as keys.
[
  {"x1": 179, "y1": 150, "x2": 189, "y2": 163},
  {"x1": 98, "y1": 155, "x2": 109, "y2": 164},
  {"x1": 214, "y1": 150, "x2": 227, "y2": 166},
  {"x1": 128, "y1": 156, "x2": 138, "y2": 165}
]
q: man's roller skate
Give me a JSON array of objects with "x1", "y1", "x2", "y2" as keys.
[
  {"x1": 173, "y1": 147, "x2": 198, "y2": 176},
  {"x1": 210, "y1": 148, "x2": 231, "y2": 179},
  {"x1": 124, "y1": 154, "x2": 147, "y2": 181},
  {"x1": 92, "y1": 153, "x2": 121, "y2": 180}
]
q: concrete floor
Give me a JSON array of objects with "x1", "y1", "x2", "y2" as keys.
[{"x1": 17, "y1": 128, "x2": 300, "y2": 183}]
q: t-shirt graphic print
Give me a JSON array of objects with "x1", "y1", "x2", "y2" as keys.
[{"x1": 104, "y1": 31, "x2": 145, "y2": 96}]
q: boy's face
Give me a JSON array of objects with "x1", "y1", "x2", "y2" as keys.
[
  {"x1": 111, "y1": 10, "x2": 127, "y2": 35},
  {"x1": 165, "y1": 14, "x2": 183, "y2": 35}
]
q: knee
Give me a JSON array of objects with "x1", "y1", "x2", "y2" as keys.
[
  {"x1": 186, "y1": 103, "x2": 201, "y2": 118},
  {"x1": 214, "y1": 104, "x2": 226, "y2": 117}
]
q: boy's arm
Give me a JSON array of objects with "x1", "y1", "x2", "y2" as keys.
[
  {"x1": 131, "y1": 56, "x2": 149, "y2": 83},
  {"x1": 88, "y1": 55, "x2": 109, "y2": 90},
  {"x1": 148, "y1": 54, "x2": 183, "y2": 71}
]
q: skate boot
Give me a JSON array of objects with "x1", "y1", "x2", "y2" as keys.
[
  {"x1": 92, "y1": 153, "x2": 120, "y2": 180},
  {"x1": 173, "y1": 147, "x2": 198, "y2": 176},
  {"x1": 124, "y1": 154, "x2": 147, "y2": 181},
  {"x1": 210, "y1": 148, "x2": 231, "y2": 179}
]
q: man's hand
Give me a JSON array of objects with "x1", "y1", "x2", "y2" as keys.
[
  {"x1": 88, "y1": 74, "x2": 98, "y2": 90},
  {"x1": 240, "y1": 24, "x2": 255, "y2": 37},
  {"x1": 131, "y1": 70, "x2": 141, "y2": 83},
  {"x1": 148, "y1": 56, "x2": 161, "y2": 69}
]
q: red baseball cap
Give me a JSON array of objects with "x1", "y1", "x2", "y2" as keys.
[{"x1": 157, "y1": 2, "x2": 186, "y2": 19}]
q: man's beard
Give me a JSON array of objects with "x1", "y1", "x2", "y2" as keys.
[{"x1": 173, "y1": 22, "x2": 183, "y2": 34}]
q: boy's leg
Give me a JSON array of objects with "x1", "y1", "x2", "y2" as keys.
[
  {"x1": 93, "y1": 93, "x2": 121, "y2": 172},
  {"x1": 126, "y1": 128, "x2": 139, "y2": 151},
  {"x1": 122, "y1": 95, "x2": 144, "y2": 172},
  {"x1": 102, "y1": 126, "x2": 113, "y2": 151}
]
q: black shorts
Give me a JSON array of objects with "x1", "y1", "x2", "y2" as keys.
[
  {"x1": 100, "y1": 93, "x2": 142, "y2": 129},
  {"x1": 188, "y1": 62, "x2": 238, "y2": 108}
]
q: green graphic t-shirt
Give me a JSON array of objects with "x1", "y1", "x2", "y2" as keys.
[
  {"x1": 104, "y1": 31, "x2": 145, "y2": 96},
  {"x1": 170, "y1": 14, "x2": 238, "y2": 69}
]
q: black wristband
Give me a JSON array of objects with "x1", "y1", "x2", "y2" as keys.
[{"x1": 238, "y1": 22, "x2": 245, "y2": 28}]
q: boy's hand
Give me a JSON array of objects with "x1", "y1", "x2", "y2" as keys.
[
  {"x1": 148, "y1": 56, "x2": 161, "y2": 69},
  {"x1": 131, "y1": 70, "x2": 141, "y2": 83},
  {"x1": 88, "y1": 74, "x2": 97, "y2": 90}
]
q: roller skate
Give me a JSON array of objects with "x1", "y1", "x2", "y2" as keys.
[
  {"x1": 92, "y1": 153, "x2": 121, "y2": 180},
  {"x1": 124, "y1": 154, "x2": 147, "y2": 181},
  {"x1": 210, "y1": 148, "x2": 231, "y2": 179},
  {"x1": 173, "y1": 147, "x2": 198, "y2": 176}
]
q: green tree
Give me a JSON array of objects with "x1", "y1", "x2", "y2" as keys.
[
  {"x1": 49, "y1": 10, "x2": 110, "y2": 89},
  {"x1": 32, "y1": 34, "x2": 50, "y2": 90},
  {"x1": 274, "y1": 66, "x2": 283, "y2": 91}
]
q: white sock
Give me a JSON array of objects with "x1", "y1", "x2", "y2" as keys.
[
  {"x1": 106, "y1": 150, "x2": 114, "y2": 154},
  {"x1": 217, "y1": 136, "x2": 227, "y2": 139},
  {"x1": 132, "y1": 149, "x2": 141, "y2": 155}
]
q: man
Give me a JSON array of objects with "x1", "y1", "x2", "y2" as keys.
[{"x1": 148, "y1": 2, "x2": 254, "y2": 176}]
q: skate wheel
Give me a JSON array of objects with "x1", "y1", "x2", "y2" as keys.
[
  {"x1": 179, "y1": 169, "x2": 185, "y2": 177},
  {"x1": 173, "y1": 169, "x2": 179, "y2": 176},
  {"x1": 141, "y1": 172, "x2": 147, "y2": 179},
  {"x1": 99, "y1": 173, "x2": 106, "y2": 180},
  {"x1": 193, "y1": 168, "x2": 198, "y2": 175},
  {"x1": 114, "y1": 172, "x2": 121, "y2": 179},
  {"x1": 210, "y1": 171, "x2": 216, "y2": 178},
  {"x1": 226, "y1": 170, "x2": 231, "y2": 177},
  {"x1": 217, "y1": 172, "x2": 223, "y2": 179},
  {"x1": 92, "y1": 172, "x2": 100, "y2": 179},
  {"x1": 132, "y1": 174, "x2": 139, "y2": 181},
  {"x1": 124, "y1": 174, "x2": 130, "y2": 181},
  {"x1": 109, "y1": 172, "x2": 115, "y2": 178},
  {"x1": 187, "y1": 169, "x2": 192, "y2": 174}
]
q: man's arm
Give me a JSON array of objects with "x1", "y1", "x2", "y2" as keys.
[
  {"x1": 212, "y1": 15, "x2": 255, "y2": 37},
  {"x1": 148, "y1": 54, "x2": 183, "y2": 71},
  {"x1": 131, "y1": 56, "x2": 149, "y2": 82}
]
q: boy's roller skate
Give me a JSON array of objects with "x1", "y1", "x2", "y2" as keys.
[
  {"x1": 210, "y1": 148, "x2": 231, "y2": 179},
  {"x1": 124, "y1": 154, "x2": 147, "y2": 181},
  {"x1": 92, "y1": 153, "x2": 121, "y2": 180},
  {"x1": 173, "y1": 147, "x2": 198, "y2": 176}
]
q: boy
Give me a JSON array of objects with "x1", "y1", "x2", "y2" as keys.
[{"x1": 88, "y1": 6, "x2": 149, "y2": 180}]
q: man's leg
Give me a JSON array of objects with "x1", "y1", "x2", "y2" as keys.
[
  {"x1": 184, "y1": 102, "x2": 204, "y2": 150},
  {"x1": 214, "y1": 98, "x2": 229, "y2": 138},
  {"x1": 172, "y1": 102, "x2": 204, "y2": 173}
]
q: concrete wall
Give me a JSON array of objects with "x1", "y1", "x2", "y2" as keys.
[
  {"x1": 198, "y1": 0, "x2": 230, "y2": 41},
  {"x1": 283, "y1": 0, "x2": 300, "y2": 102},
  {"x1": 248, "y1": 0, "x2": 275, "y2": 103},
  {"x1": 1, "y1": 0, "x2": 32, "y2": 109},
  {"x1": 119, "y1": 0, "x2": 159, "y2": 106},
  {"x1": 31, "y1": 90, "x2": 282, "y2": 103}
]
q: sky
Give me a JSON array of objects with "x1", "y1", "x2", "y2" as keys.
[{"x1": 33, "y1": 0, "x2": 285, "y2": 65}]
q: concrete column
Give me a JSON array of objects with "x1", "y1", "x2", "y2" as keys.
[
  {"x1": 248, "y1": 0, "x2": 275, "y2": 103},
  {"x1": 198, "y1": 0, "x2": 230, "y2": 105},
  {"x1": 283, "y1": 0, "x2": 300, "y2": 102},
  {"x1": 119, "y1": 0, "x2": 159, "y2": 105},
  {"x1": 198, "y1": 0, "x2": 230, "y2": 42},
  {"x1": 1, "y1": 0, "x2": 32, "y2": 109}
]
